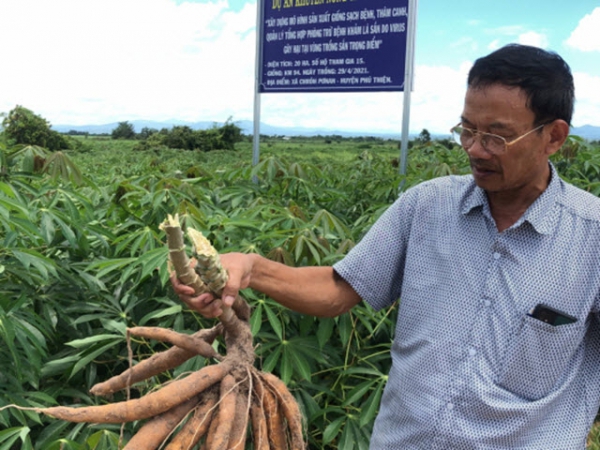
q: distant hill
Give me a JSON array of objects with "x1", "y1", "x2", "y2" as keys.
[
  {"x1": 52, "y1": 120, "x2": 600, "y2": 140},
  {"x1": 571, "y1": 124, "x2": 600, "y2": 141},
  {"x1": 52, "y1": 119, "x2": 404, "y2": 138}
]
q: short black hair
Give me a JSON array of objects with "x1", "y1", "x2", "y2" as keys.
[{"x1": 468, "y1": 44, "x2": 574, "y2": 126}]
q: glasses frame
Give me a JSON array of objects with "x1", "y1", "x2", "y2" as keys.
[{"x1": 450, "y1": 122, "x2": 548, "y2": 155}]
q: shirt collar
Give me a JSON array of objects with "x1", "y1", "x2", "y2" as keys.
[{"x1": 460, "y1": 163, "x2": 562, "y2": 235}]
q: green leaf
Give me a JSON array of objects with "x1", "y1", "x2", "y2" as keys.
[
  {"x1": 0, "y1": 182, "x2": 17, "y2": 198},
  {"x1": 102, "y1": 319, "x2": 128, "y2": 335},
  {"x1": 50, "y1": 212, "x2": 79, "y2": 248},
  {"x1": 338, "y1": 312, "x2": 353, "y2": 347},
  {"x1": 86, "y1": 430, "x2": 121, "y2": 448},
  {"x1": 299, "y1": 314, "x2": 314, "y2": 336},
  {"x1": 6, "y1": 217, "x2": 44, "y2": 243},
  {"x1": 86, "y1": 431, "x2": 103, "y2": 448},
  {"x1": 138, "y1": 247, "x2": 169, "y2": 280},
  {"x1": 42, "y1": 354, "x2": 81, "y2": 377},
  {"x1": 261, "y1": 345, "x2": 282, "y2": 374},
  {"x1": 350, "y1": 419, "x2": 371, "y2": 450},
  {"x1": 40, "y1": 211, "x2": 55, "y2": 244},
  {"x1": 0, "y1": 315, "x2": 17, "y2": 361},
  {"x1": 0, "y1": 196, "x2": 30, "y2": 218},
  {"x1": 249, "y1": 303, "x2": 263, "y2": 336},
  {"x1": 65, "y1": 334, "x2": 122, "y2": 349},
  {"x1": 24, "y1": 391, "x2": 58, "y2": 406},
  {"x1": 139, "y1": 304, "x2": 182, "y2": 325},
  {"x1": 264, "y1": 302, "x2": 283, "y2": 340},
  {"x1": 280, "y1": 345, "x2": 293, "y2": 384},
  {"x1": 87, "y1": 258, "x2": 136, "y2": 278},
  {"x1": 11, "y1": 249, "x2": 58, "y2": 280},
  {"x1": 0, "y1": 427, "x2": 29, "y2": 450},
  {"x1": 342, "y1": 379, "x2": 376, "y2": 407},
  {"x1": 282, "y1": 338, "x2": 314, "y2": 381},
  {"x1": 317, "y1": 317, "x2": 334, "y2": 349},
  {"x1": 323, "y1": 416, "x2": 345, "y2": 444},
  {"x1": 359, "y1": 382, "x2": 383, "y2": 427},
  {"x1": 339, "y1": 421, "x2": 356, "y2": 450},
  {"x1": 291, "y1": 349, "x2": 312, "y2": 381},
  {"x1": 70, "y1": 339, "x2": 122, "y2": 378}
]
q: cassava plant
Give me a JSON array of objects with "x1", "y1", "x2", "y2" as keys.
[{"x1": 8, "y1": 213, "x2": 305, "y2": 449}]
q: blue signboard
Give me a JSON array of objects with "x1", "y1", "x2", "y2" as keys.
[{"x1": 260, "y1": 0, "x2": 410, "y2": 93}]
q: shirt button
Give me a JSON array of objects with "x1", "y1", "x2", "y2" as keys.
[
  {"x1": 468, "y1": 348, "x2": 477, "y2": 356},
  {"x1": 493, "y1": 252, "x2": 501, "y2": 260},
  {"x1": 483, "y1": 299, "x2": 491, "y2": 307},
  {"x1": 447, "y1": 402, "x2": 454, "y2": 410}
]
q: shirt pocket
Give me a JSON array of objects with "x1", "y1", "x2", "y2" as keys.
[{"x1": 496, "y1": 314, "x2": 586, "y2": 400}]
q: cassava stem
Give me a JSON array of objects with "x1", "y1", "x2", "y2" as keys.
[
  {"x1": 186, "y1": 227, "x2": 237, "y2": 325},
  {"x1": 159, "y1": 214, "x2": 211, "y2": 296}
]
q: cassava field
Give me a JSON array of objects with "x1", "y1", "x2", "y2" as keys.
[{"x1": 1, "y1": 132, "x2": 600, "y2": 449}]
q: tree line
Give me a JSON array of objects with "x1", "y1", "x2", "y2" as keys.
[{"x1": 1, "y1": 106, "x2": 244, "y2": 152}]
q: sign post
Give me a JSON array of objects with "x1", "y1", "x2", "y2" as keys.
[{"x1": 399, "y1": 0, "x2": 418, "y2": 178}]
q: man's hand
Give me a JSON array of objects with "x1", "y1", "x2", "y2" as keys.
[{"x1": 170, "y1": 252, "x2": 254, "y2": 318}]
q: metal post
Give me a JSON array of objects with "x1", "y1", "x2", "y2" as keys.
[
  {"x1": 252, "y1": 0, "x2": 263, "y2": 183},
  {"x1": 399, "y1": 0, "x2": 418, "y2": 181}
]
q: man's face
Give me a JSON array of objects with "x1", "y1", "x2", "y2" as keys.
[{"x1": 460, "y1": 84, "x2": 550, "y2": 196}]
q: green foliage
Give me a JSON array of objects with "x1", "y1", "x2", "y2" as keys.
[
  {"x1": 138, "y1": 127, "x2": 158, "y2": 140},
  {"x1": 0, "y1": 142, "x2": 84, "y2": 185},
  {"x1": 111, "y1": 121, "x2": 136, "y2": 140},
  {"x1": 1, "y1": 106, "x2": 70, "y2": 151},
  {"x1": 134, "y1": 118, "x2": 244, "y2": 152},
  {"x1": 219, "y1": 117, "x2": 244, "y2": 150},
  {"x1": 416, "y1": 128, "x2": 432, "y2": 145},
  {"x1": 0, "y1": 134, "x2": 598, "y2": 448}
]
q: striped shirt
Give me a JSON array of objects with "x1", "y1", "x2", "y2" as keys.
[{"x1": 334, "y1": 164, "x2": 600, "y2": 449}]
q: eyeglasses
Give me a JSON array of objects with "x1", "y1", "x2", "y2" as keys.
[{"x1": 450, "y1": 123, "x2": 547, "y2": 155}]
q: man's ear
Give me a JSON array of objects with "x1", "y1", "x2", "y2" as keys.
[{"x1": 545, "y1": 119, "x2": 570, "y2": 156}]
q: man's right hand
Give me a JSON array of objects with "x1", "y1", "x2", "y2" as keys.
[{"x1": 170, "y1": 252, "x2": 255, "y2": 318}]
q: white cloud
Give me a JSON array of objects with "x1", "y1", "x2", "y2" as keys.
[
  {"x1": 0, "y1": 0, "x2": 257, "y2": 125},
  {"x1": 409, "y1": 62, "x2": 472, "y2": 133},
  {"x1": 484, "y1": 27, "x2": 548, "y2": 52},
  {"x1": 565, "y1": 7, "x2": 600, "y2": 52},
  {"x1": 487, "y1": 39, "x2": 501, "y2": 51},
  {"x1": 573, "y1": 72, "x2": 600, "y2": 127},
  {"x1": 517, "y1": 31, "x2": 549, "y2": 49}
]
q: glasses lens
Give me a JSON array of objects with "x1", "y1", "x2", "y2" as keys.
[
  {"x1": 484, "y1": 135, "x2": 506, "y2": 154},
  {"x1": 452, "y1": 126, "x2": 473, "y2": 148}
]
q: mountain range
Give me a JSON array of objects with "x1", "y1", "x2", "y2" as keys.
[{"x1": 52, "y1": 119, "x2": 600, "y2": 141}]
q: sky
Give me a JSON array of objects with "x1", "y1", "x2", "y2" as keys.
[{"x1": 1, "y1": 0, "x2": 599, "y2": 135}]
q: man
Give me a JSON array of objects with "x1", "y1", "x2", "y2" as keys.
[{"x1": 173, "y1": 44, "x2": 600, "y2": 449}]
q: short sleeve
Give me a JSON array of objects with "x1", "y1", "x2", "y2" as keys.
[{"x1": 334, "y1": 186, "x2": 419, "y2": 311}]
